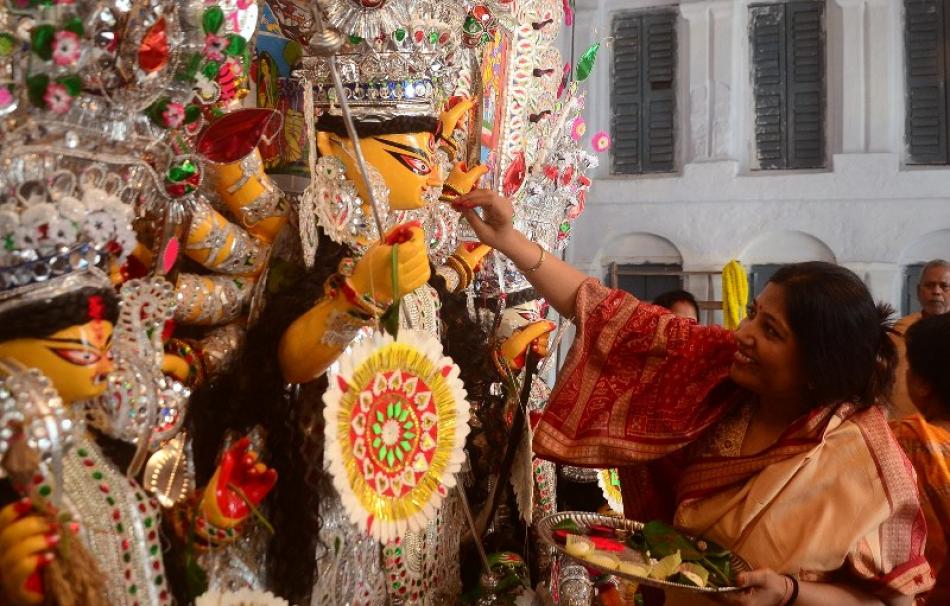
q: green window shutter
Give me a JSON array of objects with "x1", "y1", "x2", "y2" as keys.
[
  {"x1": 611, "y1": 13, "x2": 643, "y2": 174},
  {"x1": 642, "y1": 12, "x2": 677, "y2": 173},
  {"x1": 905, "y1": 0, "x2": 949, "y2": 165},
  {"x1": 750, "y1": 1, "x2": 825, "y2": 170},
  {"x1": 611, "y1": 10, "x2": 677, "y2": 175},
  {"x1": 786, "y1": 1, "x2": 825, "y2": 169},
  {"x1": 750, "y1": 4, "x2": 788, "y2": 169}
]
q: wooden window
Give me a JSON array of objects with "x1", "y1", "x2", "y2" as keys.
[
  {"x1": 749, "y1": 1, "x2": 826, "y2": 170},
  {"x1": 905, "y1": 0, "x2": 950, "y2": 164},
  {"x1": 610, "y1": 10, "x2": 678, "y2": 175},
  {"x1": 903, "y1": 263, "x2": 926, "y2": 315}
]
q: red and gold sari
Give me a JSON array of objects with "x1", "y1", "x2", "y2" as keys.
[
  {"x1": 534, "y1": 279, "x2": 933, "y2": 600},
  {"x1": 891, "y1": 415, "x2": 950, "y2": 603}
]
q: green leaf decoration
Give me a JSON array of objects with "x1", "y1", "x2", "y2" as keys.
[
  {"x1": 202, "y1": 6, "x2": 224, "y2": 34},
  {"x1": 30, "y1": 24, "x2": 54, "y2": 61},
  {"x1": 642, "y1": 520, "x2": 703, "y2": 561},
  {"x1": 183, "y1": 104, "x2": 201, "y2": 124},
  {"x1": 25, "y1": 73, "x2": 49, "y2": 108},
  {"x1": 201, "y1": 60, "x2": 220, "y2": 81},
  {"x1": 56, "y1": 74, "x2": 82, "y2": 97},
  {"x1": 176, "y1": 53, "x2": 203, "y2": 83},
  {"x1": 0, "y1": 33, "x2": 16, "y2": 57},
  {"x1": 145, "y1": 97, "x2": 169, "y2": 125},
  {"x1": 63, "y1": 17, "x2": 84, "y2": 37},
  {"x1": 225, "y1": 34, "x2": 246, "y2": 56},
  {"x1": 575, "y1": 41, "x2": 600, "y2": 82}
]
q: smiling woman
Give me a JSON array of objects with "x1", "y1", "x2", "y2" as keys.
[{"x1": 452, "y1": 188, "x2": 933, "y2": 606}]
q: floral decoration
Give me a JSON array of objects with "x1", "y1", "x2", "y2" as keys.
[
  {"x1": 591, "y1": 130, "x2": 611, "y2": 152},
  {"x1": 323, "y1": 330, "x2": 470, "y2": 542},
  {"x1": 51, "y1": 30, "x2": 81, "y2": 66}
]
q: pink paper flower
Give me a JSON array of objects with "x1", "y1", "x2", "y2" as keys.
[
  {"x1": 570, "y1": 116, "x2": 587, "y2": 141},
  {"x1": 0, "y1": 86, "x2": 13, "y2": 108},
  {"x1": 162, "y1": 102, "x2": 185, "y2": 128},
  {"x1": 51, "y1": 30, "x2": 81, "y2": 67},
  {"x1": 44, "y1": 83, "x2": 73, "y2": 114},
  {"x1": 204, "y1": 34, "x2": 228, "y2": 62},
  {"x1": 591, "y1": 130, "x2": 611, "y2": 152}
]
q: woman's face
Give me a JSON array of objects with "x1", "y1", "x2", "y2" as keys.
[
  {"x1": 0, "y1": 320, "x2": 114, "y2": 404},
  {"x1": 730, "y1": 283, "x2": 807, "y2": 402}
]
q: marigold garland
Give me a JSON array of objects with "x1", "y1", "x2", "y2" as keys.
[{"x1": 722, "y1": 259, "x2": 749, "y2": 330}]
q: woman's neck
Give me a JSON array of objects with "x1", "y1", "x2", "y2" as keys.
[{"x1": 755, "y1": 392, "x2": 813, "y2": 427}]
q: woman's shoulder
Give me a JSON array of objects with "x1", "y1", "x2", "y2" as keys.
[{"x1": 833, "y1": 406, "x2": 919, "y2": 495}]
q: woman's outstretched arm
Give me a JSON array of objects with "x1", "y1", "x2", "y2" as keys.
[{"x1": 451, "y1": 189, "x2": 590, "y2": 317}]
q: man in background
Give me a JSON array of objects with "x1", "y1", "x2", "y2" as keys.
[
  {"x1": 890, "y1": 259, "x2": 950, "y2": 418},
  {"x1": 652, "y1": 289, "x2": 700, "y2": 322}
]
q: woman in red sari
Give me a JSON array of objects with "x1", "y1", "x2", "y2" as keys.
[{"x1": 452, "y1": 190, "x2": 933, "y2": 606}]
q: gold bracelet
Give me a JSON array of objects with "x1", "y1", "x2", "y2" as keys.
[{"x1": 519, "y1": 242, "x2": 546, "y2": 273}]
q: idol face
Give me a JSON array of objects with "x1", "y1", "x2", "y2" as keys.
[
  {"x1": 318, "y1": 130, "x2": 444, "y2": 211},
  {"x1": 0, "y1": 320, "x2": 114, "y2": 404}
]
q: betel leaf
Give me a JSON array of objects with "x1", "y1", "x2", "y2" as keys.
[
  {"x1": 183, "y1": 104, "x2": 201, "y2": 124},
  {"x1": 176, "y1": 52, "x2": 203, "y2": 83},
  {"x1": 202, "y1": 6, "x2": 224, "y2": 35},
  {"x1": 30, "y1": 24, "x2": 54, "y2": 61},
  {"x1": 56, "y1": 73, "x2": 82, "y2": 97},
  {"x1": 553, "y1": 518, "x2": 582, "y2": 533},
  {"x1": 201, "y1": 60, "x2": 220, "y2": 81},
  {"x1": 25, "y1": 73, "x2": 49, "y2": 108},
  {"x1": 642, "y1": 520, "x2": 703, "y2": 561},
  {"x1": 62, "y1": 17, "x2": 83, "y2": 37},
  {"x1": 225, "y1": 34, "x2": 246, "y2": 57}
]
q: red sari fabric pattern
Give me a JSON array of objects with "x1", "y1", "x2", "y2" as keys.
[{"x1": 533, "y1": 278, "x2": 740, "y2": 466}]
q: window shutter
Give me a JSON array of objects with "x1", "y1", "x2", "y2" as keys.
[
  {"x1": 750, "y1": 4, "x2": 788, "y2": 169},
  {"x1": 642, "y1": 12, "x2": 677, "y2": 173},
  {"x1": 905, "y1": 0, "x2": 949, "y2": 165},
  {"x1": 611, "y1": 14, "x2": 643, "y2": 174},
  {"x1": 786, "y1": 1, "x2": 824, "y2": 169},
  {"x1": 750, "y1": 1, "x2": 825, "y2": 170}
]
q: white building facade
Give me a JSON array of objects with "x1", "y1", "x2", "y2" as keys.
[{"x1": 566, "y1": 0, "x2": 950, "y2": 318}]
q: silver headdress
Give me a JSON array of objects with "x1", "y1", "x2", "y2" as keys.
[{"x1": 300, "y1": 0, "x2": 468, "y2": 119}]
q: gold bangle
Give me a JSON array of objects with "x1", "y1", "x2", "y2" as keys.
[{"x1": 519, "y1": 242, "x2": 546, "y2": 273}]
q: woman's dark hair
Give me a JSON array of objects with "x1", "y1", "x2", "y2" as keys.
[
  {"x1": 316, "y1": 114, "x2": 439, "y2": 138},
  {"x1": 768, "y1": 261, "x2": 897, "y2": 408},
  {"x1": 652, "y1": 289, "x2": 700, "y2": 318},
  {"x1": 0, "y1": 285, "x2": 119, "y2": 342},
  {"x1": 905, "y1": 313, "x2": 950, "y2": 408}
]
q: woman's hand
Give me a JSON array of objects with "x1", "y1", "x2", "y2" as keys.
[
  {"x1": 712, "y1": 569, "x2": 789, "y2": 606},
  {"x1": 450, "y1": 189, "x2": 517, "y2": 252}
]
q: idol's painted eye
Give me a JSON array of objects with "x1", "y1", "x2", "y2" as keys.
[
  {"x1": 388, "y1": 151, "x2": 432, "y2": 175},
  {"x1": 49, "y1": 348, "x2": 102, "y2": 366}
]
